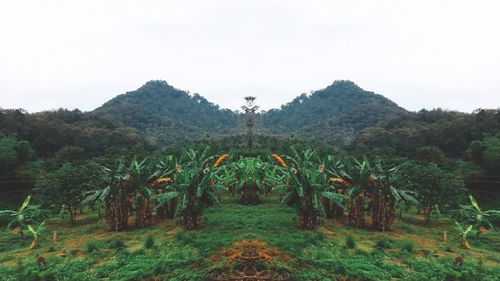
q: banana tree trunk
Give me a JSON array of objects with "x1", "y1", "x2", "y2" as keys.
[
  {"x1": 240, "y1": 183, "x2": 260, "y2": 205},
  {"x1": 105, "y1": 192, "x2": 129, "y2": 231},
  {"x1": 348, "y1": 195, "x2": 365, "y2": 228},
  {"x1": 183, "y1": 194, "x2": 202, "y2": 230},
  {"x1": 322, "y1": 197, "x2": 333, "y2": 219},
  {"x1": 371, "y1": 193, "x2": 396, "y2": 231},
  {"x1": 68, "y1": 204, "x2": 77, "y2": 224},
  {"x1": 299, "y1": 194, "x2": 319, "y2": 230},
  {"x1": 135, "y1": 195, "x2": 151, "y2": 228}
]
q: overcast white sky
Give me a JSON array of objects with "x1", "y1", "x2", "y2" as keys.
[{"x1": 0, "y1": 0, "x2": 499, "y2": 113}]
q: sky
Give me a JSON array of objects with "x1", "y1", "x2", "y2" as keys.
[{"x1": 0, "y1": 0, "x2": 499, "y2": 113}]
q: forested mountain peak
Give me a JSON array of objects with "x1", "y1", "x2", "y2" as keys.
[
  {"x1": 92, "y1": 80, "x2": 239, "y2": 146},
  {"x1": 88, "y1": 79, "x2": 410, "y2": 147},
  {"x1": 260, "y1": 80, "x2": 408, "y2": 145}
]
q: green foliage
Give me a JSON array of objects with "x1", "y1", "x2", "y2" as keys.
[
  {"x1": 399, "y1": 240, "x2": 416, "y2": 253},
  {"x1": 144, "y1": 235, "x2": 155, "y2": 249},
  {"x1": 375, "y1": 238, "x2": 395, "y2": 249},
  {"x1": 454, "y1": 195, "x2": 500, "y2": 240},
  {"x1": 0, "y1": 196, "x2": 45, "y2": 238},
  {"x1": 467, "y1": 134, "x2": 500, "y2": 175},
  {"x1": 0, "y1": 136, "x2": 32, "y2": 171},
  {"x1": 226, "y1": 156, "x2": 271, "y2": 204},
  {"x1": 269, "y1": 148, "x2": 333, "y2": 229},
  {"x1": 153, "y1": 147, "x2": 229, "y2": 230},
  {"x1": 341, "y1": 157, "x2": 418, "y2": 230},
  {"x1": 85, "y1": 239, "x2": 102, "y2": 253},
  {"x1": 27, "y1": 221, "x2": 45, "y2": 247},
  {"x1": 0, "y1": 108, "x2": 144, "y2": 159},
  {"x1": 105, "y1": 238, "x2": 125, "y2": 249},
  {"x1": 356, "y1": 108, "x2": 500, "y2": 159},
  {"x1": 406, "y1": 162, "x2": 466, "y2": 223},
  {"x1": 345, "y1": 235, "x2": 356, "y2": 249},
  {"x1": 262, "y1": 80, "x2": 407, "y2": 146},
  {"x1": 36, "y1": 162, "x2": 94, "y2": 223},
  {"x1": 93, "y1": 80, "x2": 238, "y2": 147}
]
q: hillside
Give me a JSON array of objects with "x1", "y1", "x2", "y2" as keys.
[
  {"x1": 261, "y1": 81, "x2": 408, "y2": 145},
  {"x1": 92, "y1": 80, "x2": 407, "y2": 147},
  {"x1": 92, "y1": 80, "x2": 239, "y2": 146}
]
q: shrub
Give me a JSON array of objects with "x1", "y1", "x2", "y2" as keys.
[
  {"x1": 399, "y1": 240, "x2": 415, "y2": 253},
  {"x1": 106, "y1": 239, "x2": 125, "y2": 249},
  {"x1": 144, "y1": 236, "x2": 155, "y2": 249},
  {"x1": 345, "y1": 236, "x2": 356, "y2": 249},
  {"x1": 375, "y1": 238, "x2": 394, "y2": 249},
  {"x1": 85, "y1": 239, "x2": 101, "y2": 253}
]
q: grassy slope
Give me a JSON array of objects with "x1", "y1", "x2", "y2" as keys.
[{"x1": 0, "y1": 196, "x2": 499, "y2": 281}]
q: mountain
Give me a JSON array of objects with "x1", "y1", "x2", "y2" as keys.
[
  {"x1": 93, "y1": 80, "x2": 239, "y2": 145},
  {"x1": 91, "y1": 80, "x2": 408, "y2": 147},
  {"x1": 260, "y1": 80, "x2": 408, "y2": 145}
]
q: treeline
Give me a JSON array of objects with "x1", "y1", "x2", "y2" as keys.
[
  {"x1": 0, "y1": 108, "x2": 146, "y2": 204},
  {"x1": 355, "y1": 108, "x2": 500, "y2": 158},
  {"x1": 0, "y1": 108, "x2": 144, "y2": 158},
  {"x1": 351, "y1": 108, "x2": 500, "y2": 206}
]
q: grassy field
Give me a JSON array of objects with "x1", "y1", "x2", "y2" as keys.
[{"x1": 1, "y1": 196, "x2": 499, "y2": 281}]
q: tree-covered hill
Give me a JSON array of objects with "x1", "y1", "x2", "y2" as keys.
[
  {"x1": 260, "y1": 80, "x2": 408, "y2": 146},
  {"x1": 91, "y1": 80, "x2": 408, "y2": 147},
  {"x1": 92, "y1": 80, "x2": 239, "y2": 146}
]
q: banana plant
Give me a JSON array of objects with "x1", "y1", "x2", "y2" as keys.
[
  {"x1": 81, "y1": 161, "x2": 131, "y2": 231},
  {"x1": 340, "y1": 158, "x2": 373, "y2": 228},
  {"x1": 228, "y1": 157, "x2": 271, "y2": 205},
  {"x1": 455, "y1": 222, "x2": 473, "y2": 249},
  {"x1": 454, "y1": 195, "x2": 500, "y2": 239},
  {"x1": 270, "y1": 147, "x2": 341, "y2": 229},
  {"x1": 27, "y1": 221, "x2": 45, "y2": 249},
  {"x1": 127, "y1": 157, "x2": 158, "y2": 228},
  {"x1": 341, "y1": 158, "x2": 417, "y2": 231},
  {"x1": 322, "y1": 155, "x2": 349, "y2": 219},
  {"x1": 0, "y1": 196, "x2": 44, "y2": 239},
  {"x1": 159, "y1": 147, "x2": 228, "y2": 230},
  {"x1": 152, "y1": 155, "x2": 179, "y2": 219},
  {"x1": 369, "y1": 160, "x2": 418, "y2": 231}
]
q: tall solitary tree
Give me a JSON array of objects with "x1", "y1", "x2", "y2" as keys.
[{"x1": 241, "y1": 96, "x2": 259, "y2": 148}]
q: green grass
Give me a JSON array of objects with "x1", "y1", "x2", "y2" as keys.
[{"x1": 0, "y1": 196, "x2": 499, "y2": 280}]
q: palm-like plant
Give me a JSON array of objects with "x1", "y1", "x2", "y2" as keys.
[
  {"x1": 341, "y1": 158, "x2": 373, "y2": 228},
  {"x1": 127, "y1": 158, "x2": 157, "y2": 228},
  {"x1": 342, "y1": 158, "x2": 417, "y2": 231},
  {"x1": 322, "y1": 156, "x2": 349, "y2": 220},
  {"x1": 455, "y1": 222, "x2": 473, "y2": 249},
  {"x1": 454, "y1": 195, "x2": 500, "y2": 240},
  {"x1": 0, "y1": 196, "x2": 44, "y2": 239},
  {"x1": 228, "y1": 157, "x2": 271, "y2": 205},
  {"x1": 163, "y1": 147, "x2": 228, "y2": 230},
  {"x1": 270, "y1": 148, "x2": 339, "y2": 229},
  {"x1": 368, "y1": 161, "x2": 417, "y2": 231},
  {"x1": 152, "y1": 155, "x2": 179, "y2": 219},
  {"x1": 27, "y1": 221, "x2": 45, "y2": 249},
  {"x1": 81, "y1": 161, "x2": 131, "y2": 231}
]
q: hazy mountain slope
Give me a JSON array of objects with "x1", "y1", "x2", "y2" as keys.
[
  {"x1": 92, "y1": 80, "x2": 239, "y2": 145},
  {"x1": 260, "y1": 81, "x2": 408, "y2": 145},
  {"x1": 92, "y1": 80, "x2": 408, "y2": 146}
]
